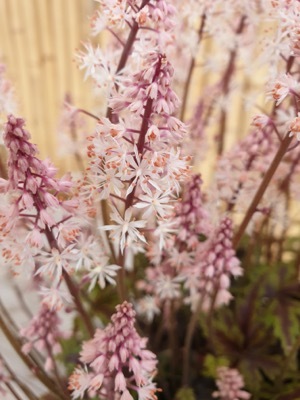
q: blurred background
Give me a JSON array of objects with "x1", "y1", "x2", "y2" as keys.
[{"x1": 0, "y1": 0, "x2": 99, "y2": 171}]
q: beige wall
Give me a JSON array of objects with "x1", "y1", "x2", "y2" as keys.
[{"x1": 0, "y1": 0, "x2": 97, "y2": 171}]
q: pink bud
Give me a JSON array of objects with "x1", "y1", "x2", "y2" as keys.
[
  {"x1": 40, "y1": 209, "x2": 55, "y2": 227},
  {"x1": 115, "y1": 371, "x2": 127, "y2": 392}
]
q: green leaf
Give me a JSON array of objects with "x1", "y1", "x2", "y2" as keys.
[
  {"x1": 175, "y1": 387, "x2": 196, "y2": 400},
  {"x1": 202, "y1": 354, "x2": 229, "y2": 377},
  {"x1": 262, "y1": 266, "x2": 300, "y2": 355}
]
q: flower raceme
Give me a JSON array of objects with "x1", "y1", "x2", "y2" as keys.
[
  {"x1": 86, "y1": 52, "x2": 190, "y2": 258},
  {"x1": 213, "y1": 367, "x2": 251, "y2": 400},
  {"x1": 2, "y1": 115, "x2": 74, "y2": 232},
  {"x1": 69, "y1": 301, "x2": 158, "y2": 400},
  {"x1": 185, "y1": 218, "x2": 242, "y2": 312},
  {"x1": 20, "y1": 304, "x2": 69, "y2": 372}
]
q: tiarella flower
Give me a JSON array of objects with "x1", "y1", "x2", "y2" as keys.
[
  {"x1": 36, "y1": 245, "x2": 78, "y2": 287},
  {"x1": 289, "y1": 113, "x2": 300, "y2": 140},
  {"x1": 213, "y1": 367, "x2": 251, "y2": 400},
  {"x1": 39, "y1": 286, "x2": 73, "y2": 311},
  {"x1": 266, "y1": 73, "x2": 300, "y2": 105},
  {"x1": 93, "y1": 0, "x2": 133, "y2": 32},
  {"x1": 134, "y1": 189, "x2": 174, "y2": 219},
  {"x1": 155, "y1": 274, "x2": 184, "y2": 300},
  {"x1": 215, "y1": 125, "x2": 276, "y2": 211},
  {"x1": 100, "y1": 207, "x2": 147, "y2": 254},
  {"x1": 87, "y1": 263, "x2": 121, "y2": 291},
  {"x1": 136, "y1": 295, "x2": 161, "y2": 323},
  {"x1": 20, "y1": 304, "x2": 69, "y2": 371},
  {"x1": 153, "y1": 219, "x2": 178, "y2": 251},
  {"x1": 1, "y1": 115, "x2": 76, "y2": 243},
  {"x1": 185, "y1": 218, "x2": 243, "y2": 312},
  {"x1": 252, "y1": 114, "x2": 271, "y2": 129},
  {"x1": 85, "y1": 48, "x2": 190, "y2": 268},
  {"x1": 140, "y1": 174, "x2": 212, "y2": 306},
  {"x1": 77, "y1": 43, "x2": 123, "y2": 92},
  {"x1": 69, "y1": 301, "x2": 159, "y2": 400},
  {"x1": 175, "y1": 174, "x2": 212, "y2": 248},
  {"x1": 68, "y1": 367, "x2": 92, "y2": 400}
]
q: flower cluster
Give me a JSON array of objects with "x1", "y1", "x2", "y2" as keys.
[
  {"x1": 2, "y1": 115, "x2": 74, "y2": 232},
  {"x1": 20, "y1": 304, "x2": 69, "y2": 371},
  {"x1": 186, "y1": 218, "x2": 242, "y2": 312},
  {"x1": 213, "y1": 367, "x2": 251, "y2": 400},
  {"x1": 69, "y1": 301, "x2": 158, "y2": 400},
  {"x1": 85, "y1": 50, "x2": 190, "y2": 258},
  {"x1": 5, "y1": 0, "x2": 300, "y2": 399},
  {"x1": 137, "y1": 175, "x2": 213, "y2": 310}
]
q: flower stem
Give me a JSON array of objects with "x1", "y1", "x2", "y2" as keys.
[
  {"x1": 3, "y1": 358, "x2": 39, "y2": 400},
  {"x1": 62, "y1": 271, "x2": 94, "y2": 337},
  {"x1": 233, "y1": 132, "x2": 293, "y2": 248},
  {"x1": 44, "y1": 228, "x2": 94, "y2": 337},
  {"x1": 5, "y1": 382, "x2": 23, "y2": 400},
  {"x1": 180, "y1": 13, "x2": 206, "y2": 121},
  {"x1": 0, "y1": 313, "x2": 65, "y2": 400},
  {"x1": 182, "y1": 296, "x2": 204, "y2": 386},
  {"x1": 217, "y1": 16, "x2": 246, "y2": 156},
  {"x1": 106, "y1": 0, "x2": 151, "y2": 122}
]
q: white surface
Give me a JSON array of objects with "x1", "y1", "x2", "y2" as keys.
[{"x1": 0, "y1": 269, "x2": 45, "y2": 399}]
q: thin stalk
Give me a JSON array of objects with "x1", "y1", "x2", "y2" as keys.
[
  {"x1": 0, "y1": 154, "x2": 7, "y2": 179},
  {"x1": 180, "y1": 13, "x2": 206, "y2": 121},
  {"x1": 4, "y1": 357, "x2": 40, "y2": 400},
  {"x1": 106, "y1": 0, "x2": 151, "y2": 121},
  {"x1": 113, "y1": 56, "x2": 163, "y2": 301},
  {"x1": 182, "y1": 295, "x2": 204, "y2": 386},
  {"x1": 63, "y1": 272, "x2": 94, "y2": 337},
  {"x1": 44, "y1": 228, "x2": 94, "y2": 337},
  {"x1": 101, "y1": 0, "x2": 151, "y2": 301},
  {"x1": 101, "y1": 200, "x2": 117, "y2": 265},
  {"x1": 45, "y1": 342, "x2": 68, "y2": 398},
  {"x1": 168, "y1": 300, "x2": 178, "y2": 383},
  {"x1": 116, "y1": 253, "x2": 126, "y2": 302},
  {"x1": 217, "y1": 16, "x2": 246, "y2": 156},
  {"x1": 69, "y1": 118, "x2": 85, "y2": 172},
  {"x1": 76, "y1": 109, "x2": 100, "y2": 121},
  {"x1": 233, "y1": 133, "x2": 293, "y2": 248},
  {"x1": 0, "y1": 314, "x2": 64, "y2": 400},
  {"x1": 12, "y1": 282, "x2": 33, "y2": 319},
  {"x1": 0, "y1": 300, "x2": 45, "y2": 368},
  {"x1": 5, "y1": 382, "x2": 23, "y2": 400}
]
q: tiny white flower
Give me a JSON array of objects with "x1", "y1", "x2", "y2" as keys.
[
  {"x1": 36, "y1": 244, "x2": 77, "y2": 286},
  {"x1": 100, "y1": 207, "x2": 147, "y2": 253},
  {"x1": 87, "y1": 263, "x2": 121, "y2": 290},
  {"x1": 134, "y1": 189, "x2": 174, "y2": 218}
]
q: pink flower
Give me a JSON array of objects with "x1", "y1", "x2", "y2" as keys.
[
  {"x1": 266, "y1": 73, "x2": 300, "y2": 105},
  {"x1": 70, "y1": 301, "x2": 158, "y2": 400},
  {"x1": 185, "y1": 218, "x2": 243, "y2": 312},
  {"x1": 20, "y1": 304, "x2": 69, "y2": 370},
  {"x1": 289, "y1": 113, "x2": 300, "y2": 140},
  {"x1": 36, "y1": 245, "x2": 78, "y2": 286},
  {"x1": 100, "y1": 207, "x2": 147, "y2": 253},
  {"x1": 175, "y1": 174, "x2": 212, "y2": 248},
  {"x1": 213, "y1": 367, "x2": 251, "y2": 400},
  {"x1": 2, "y1": 115, "x2": 74, "y2": 231}
]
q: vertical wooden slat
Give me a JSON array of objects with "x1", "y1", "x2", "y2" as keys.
[
  {"x1": 18, "y1": 0, "x2": 42, "y2": 144},
  {"x1": 0, "y1": 0, "x2": 96, "y2": 170},
  {"x1": 5, "y1": 0, "x2": 31, "y2": 121}
]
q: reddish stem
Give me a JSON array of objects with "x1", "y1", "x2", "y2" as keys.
[{"x1": 233, "y1": 133, "x2": 293, "y2": 248}]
